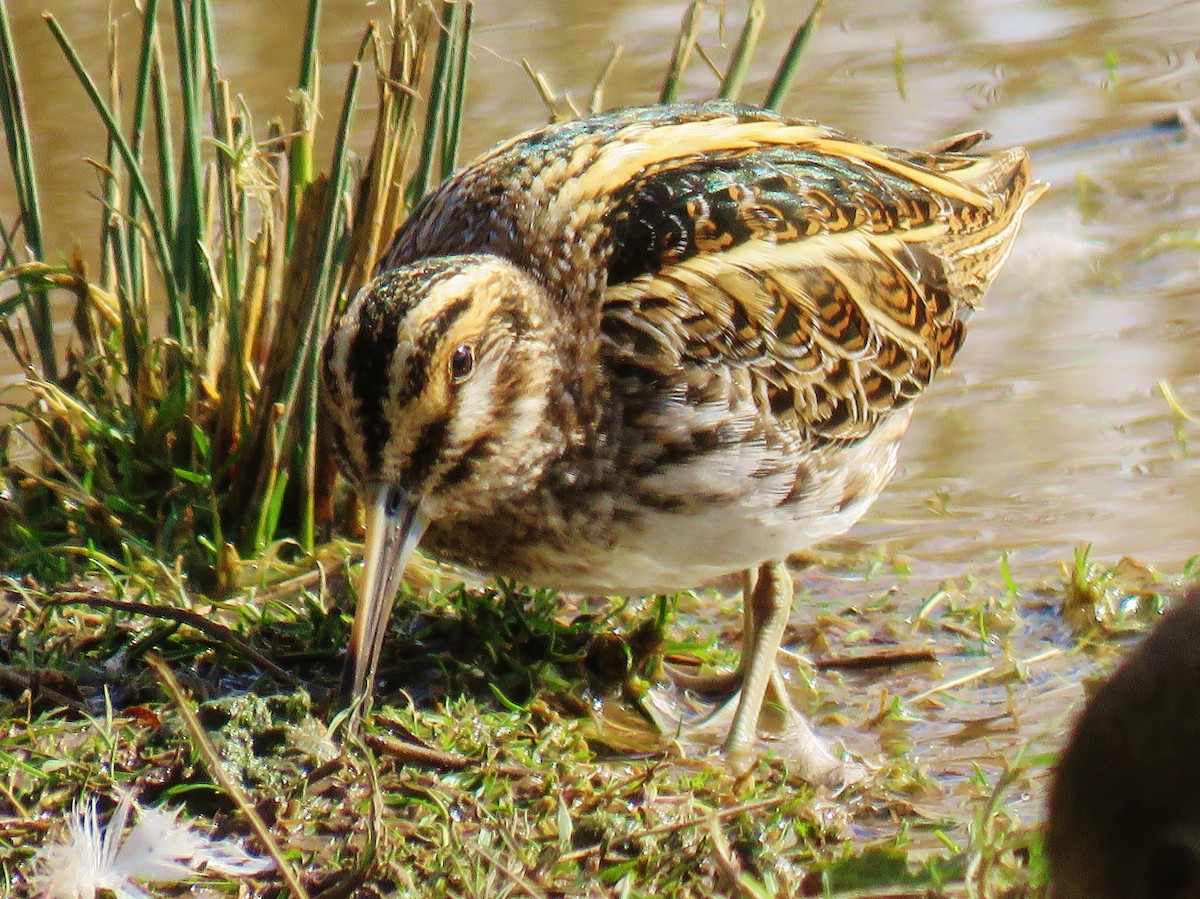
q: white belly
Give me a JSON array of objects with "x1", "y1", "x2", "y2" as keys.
[{"x1": 537, "y1": 410, "x2": 911, "y2": 595}]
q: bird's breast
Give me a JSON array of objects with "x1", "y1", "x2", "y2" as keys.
[{"x1": 420, "y1": 408, "x2": 911, "y2": 596}]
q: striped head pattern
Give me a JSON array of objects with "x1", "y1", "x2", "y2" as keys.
[
  {"x1": 321, "y1": 254, "x2": 563, "y2": 519},
  {"x1": 321, "y1": 253, "x2": 568, "y2": 703}
]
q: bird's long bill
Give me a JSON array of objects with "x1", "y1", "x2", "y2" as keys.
[{"x1": 340, "y1": 484, "x2": 428, "y2": 708}]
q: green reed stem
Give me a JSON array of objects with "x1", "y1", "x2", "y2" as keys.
[
  {"x1": 718, "y1": 0, "x2": 764, "y2": 101},
  {"x1": 300, "y1": 34, "x2": 371, "y2": 551},
  {"x1": 151, "y1": 36, "x2": 178, "y2": 241},
  {"x1": 98, "y1": 18, "x2": 138, "y2": 382},
  {"x1": 125, "y1": 0, "x2": 161, "y2": 332},
  {"x1": 0, "y1": 5, "x2": 40, "y2": 260},
  {"x1": 42, "y1": 13, "x2": 183, "y2": 351},
  {"x1": 257, "y1": 31, "x2": 369, "y2": 552},
  {"x1": 409, "y1": 0, "x2": 456, "y2": 206},
  {"x1": 215, "y1": 85, "x2": 251, "y2": 438},
  {"x1": 0, "y1": 0, "x2": 56, "y2": 381},
  {"x1": 171, "y1": 0, "x2": 208, "y2": 338},
  {"x1": 764, "y1": 0, "x2": 824, "y2": 110},
  {"x1": 660, "y1": 0, "x2": 703, "y2": 104},
  {"x1": 439, "y1": 0, "x2": 472, "y2": 180},
  {"x1": 286, "y1": 0, "x2": 322, "y2": 253}
]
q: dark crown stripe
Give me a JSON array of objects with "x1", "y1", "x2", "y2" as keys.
[
  {"x1": 349, "y1": 296, "x2": 401, "y2": 472},
  {"x1": 405, "y1": 418, "x2": 449, "y2": 487},
  {"x1": 346, "y1": 275, "x2": 473, "y2": 473}
]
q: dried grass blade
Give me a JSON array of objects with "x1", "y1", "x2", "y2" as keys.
[
  {"x1": 341, "y1": 3, "x2": 434, "y2": 298},
  {"x1": 148, "y1": 653, "x2": 310, "y2": 899},
  {"x1": 588, "y1": 44, "x2": 623, "y2": 114}
]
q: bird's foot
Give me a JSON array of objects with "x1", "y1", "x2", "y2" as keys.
[
  {"x1": 640, "y1": 561, "x2": 864, "y2": 787},
  {"x1": 648, "y1": 660, "x2": 864, "y2": 789}
]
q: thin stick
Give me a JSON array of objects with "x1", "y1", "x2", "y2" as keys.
[
  {"x1": 148, "y1": 653, "x2": 311, "y2": 899},
  {"x1": 908, "y1": 648, "x2": 1062, "y2": 705},
  {"x1": 49, "y1": 592, "x2": 297, "y2": 685},
  {"x1": 815, "y1": 647, "x2": 939, "y2": 671},
  {"x1": 364, "y1": 732, "x2": 529, "y2": 777},
  {"x1": 0, "y1": 665, "x2": 89, "y2": 712}
]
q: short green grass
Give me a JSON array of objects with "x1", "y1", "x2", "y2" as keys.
[{"x1": 5, "y1": 543, "x2": 1196, "y2": 896}]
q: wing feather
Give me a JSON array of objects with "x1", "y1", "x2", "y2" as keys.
[
  {"x1": 376, "y1": 100, "x2": 1042, "y2": 444},
  {"x1": 597, "y1": 119, "x2": 1040, "y2": 444}
]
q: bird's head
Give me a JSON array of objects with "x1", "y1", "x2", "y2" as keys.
[{"x1": 321, "y1": 254, "x2": 562, "y2": 705}]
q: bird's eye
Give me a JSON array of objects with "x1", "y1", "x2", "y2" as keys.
[{"x1": 449, "y1": 343, "x2": 474, "y2": 382}]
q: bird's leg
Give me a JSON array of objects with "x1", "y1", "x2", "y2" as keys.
[
  {"x1": 720, "y1": 561, "x2": 790, "y2": 758},
  {"x1": 721, "y1": 561, "x2": 845, "y2": 784},
  {"x1": 650, "y1": 562, "x2": 850, "y2": 784},
  {"x1": 667, "y1": 568, "x2": 756, "y2": 696}
]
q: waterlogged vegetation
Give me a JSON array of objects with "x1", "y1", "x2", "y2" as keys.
[{"x1": 1, "y1": 0, "x2": 1198, "y2": 896}]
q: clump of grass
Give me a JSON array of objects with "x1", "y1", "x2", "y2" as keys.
[
  {"x1": 1060, "y1": 544, "x2": 1164, "y2": 635},
  {"x1": 0, "y1": 0, "x2": 466, "y2": 590},
  {"x1": 0, "y1": 0, "x2": 823, "y2": 594}
]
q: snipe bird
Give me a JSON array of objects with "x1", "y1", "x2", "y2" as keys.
[{"x1": 321, "y1": 100, "x2": 1045, "y2": 782}]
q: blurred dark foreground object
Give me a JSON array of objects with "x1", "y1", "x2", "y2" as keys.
[{"x1": 1048, "y1": 587, "x2": 1200, "y2": 899}]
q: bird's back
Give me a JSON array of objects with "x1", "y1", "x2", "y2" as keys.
[
  {"x1": 383, "y1": 102, "x2": 1043, "y2": 443},
  {"x1": 369, "y1": 102, "x2": 1045, "y2": 591}
]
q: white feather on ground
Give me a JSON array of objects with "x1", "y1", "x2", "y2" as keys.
[{"x1": 27, "y1": 789, "x2": 273, "y2": 899}]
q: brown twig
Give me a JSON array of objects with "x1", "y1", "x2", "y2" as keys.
[
  {"x1": 48, "y1": 592, "x2": 297, "y2": 685},
  {"x1": 908, "y1": 648, "x2": 1063, "y2": 705},
  {"x1": 558, "y1": 795, "x2": 787, "y2": 864},
  {"x1": 0, "y1": 664, "x2": 89, "y2": 712},
  {"x1": 815, "y1": 648, "x2": 939, "y2": 671},
  {"x1": 363, "y1": 731, "x2": 531, "y2": 778}
]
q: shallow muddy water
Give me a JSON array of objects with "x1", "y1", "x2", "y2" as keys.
[{"x1": 3, "y1": 0, "x2": 1200, "y2": 849}]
